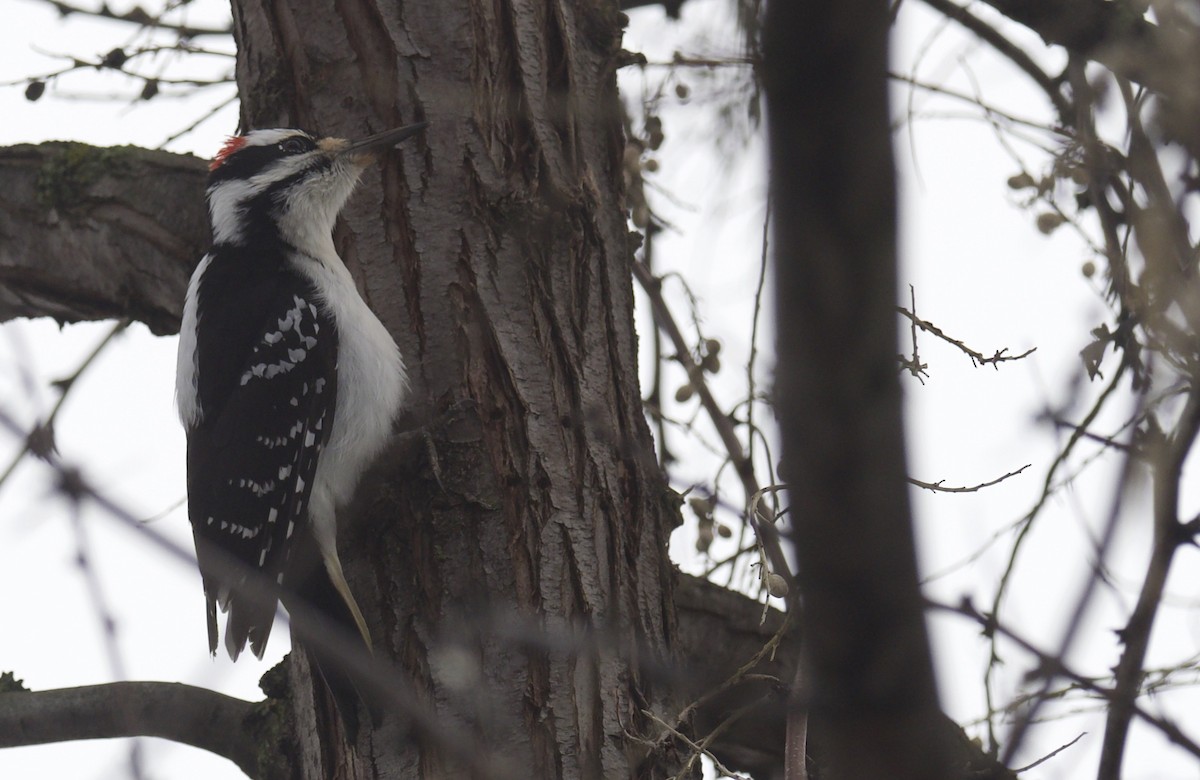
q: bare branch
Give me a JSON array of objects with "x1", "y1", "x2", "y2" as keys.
[
  {"x1": 29, "y1": 0, "x2": 233, "y2": 38},
  {"x1": 0, "y1": 319, "x2": 128, "y2": 493},
  {"x1": 916, "y1": 0, "x2": 1072, "y2": 120},
  {"x1": 897, "y1": 301, "x2": 1037, "y2": 370},
  {"x1": 931, "y1": 597, "x2": 1200, "y2": 762},
  {"x1": 1012, "y1": 732, "x2": 1086, "y2": 773},
  {"x1": 0, "y1": 682, "x2": 270, "y2": 778},
  {"x1": 990, "y1": 351, "x2": 1137, "y2": 759},
  {"x1": 1049, "y1": 418, "x2": 1133, "y2": 453},
  {"x1": 1099, "y1": 388, "x2": 1200, "y2": 777},
  {"x1": 633, "y1": 260, "x2": 795, "y2": 602},
  {"x1": 898, "y1": 285, "x2": 928, "y2": 382},
  {"x1": 889, "y1": 71, "x2": 1066, "y2": 137},
  {"x1": 972, "y1": 0, "x2": 1175, "y2": 97},
  {"x1": 0, "y1": 142, "x2": 206, "y2": 334},
  {"x1": 908, "y1": 463, "x2": 1030, "y2": 494},
  {"x1": 642, "y1": 707, "x2": 752, "y2": 780}
]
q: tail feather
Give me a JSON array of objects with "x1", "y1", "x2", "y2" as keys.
[
  {"x1": 198, "y1": 533, "x2": 375, "y2": 735},
  {"x1": 204, "y1": 589, "x2": 219, "y2": 656},
  {"x1": 221, "y1": 585, "x2": 277, "y2": 662},
  {"x1": 202, "y1": 576, "x2": 277, "y2": 661}
]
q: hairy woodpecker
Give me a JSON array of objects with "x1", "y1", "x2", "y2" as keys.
[{"x1": 176, "y1": 123, "x2": 425, "y2": 724}]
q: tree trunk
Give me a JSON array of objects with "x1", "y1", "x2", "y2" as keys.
[
  {"x1": 228, "y1": 1, "x2": 678, "y2": 777},
  {"x1": 765, "y1": 2, "x2": 954, "y2": 779}
]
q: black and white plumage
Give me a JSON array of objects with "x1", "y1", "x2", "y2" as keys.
[{"x1": 176, "y1": 125, "x2": 424, "y2": 716}]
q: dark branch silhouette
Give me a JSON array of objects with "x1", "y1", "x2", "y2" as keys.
[{"x1": 0, "y1": 682, "x2": 266, "y2": 778}]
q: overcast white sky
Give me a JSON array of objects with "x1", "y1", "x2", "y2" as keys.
[{"x1": 2, "y1": 1, "x2": 1199, "y2": 779}]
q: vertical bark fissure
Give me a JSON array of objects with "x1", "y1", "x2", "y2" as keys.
[
  {"x1": 380, "y1": 160, "x2": 426, "y2": 356},
  {"x1": 331, "y1": 0, "x2": 401, "y2": 123},
  {"x1": 505, "y1": 0, "x2": 575, "y2": 195},
  {"x1": 259, "y1": 0, "x2": 313, "y2": 127}
]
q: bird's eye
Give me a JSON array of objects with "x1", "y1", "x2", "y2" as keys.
[{"x1": 280, "y1": 137, "x2": 310, "y2": 154}]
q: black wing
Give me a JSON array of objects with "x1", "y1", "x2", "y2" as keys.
[{"x1": 185, "y1": 247, "x2": 338, "y2": 659}]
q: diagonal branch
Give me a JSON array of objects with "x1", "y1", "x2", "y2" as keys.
[
  {"x1": 917, "y1": 0, "x2": 1072, "y2": 120},
  {"x1": 1098, "y1": 388, "x2": 1200, "y2": 778},
  {"x1": 633, "y1": 260, "x2": 795, "y2": 603}
]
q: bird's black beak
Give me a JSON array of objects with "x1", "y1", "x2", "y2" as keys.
[{"x1": 340, "y1": 122, "x2": 428, "y2": 156}]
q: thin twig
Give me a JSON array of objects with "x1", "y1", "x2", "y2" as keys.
[
  {"x1": 158, "y1": 91, "x2": 238, "y2": 149},
  {"x1": 1049, "y1": 419, "x2": 1133, "y2": 452},
  {"x1": 898, "y1": 285, "x2": 928, "y2": 382},
  {"x1": 896, "y1": 304, "x2": 1036, "y2": 369},
  {"x1": 1012, "y1": 732, "x2": 1086, "y2": 773},
  {"x1": 908, "y1": 464, "x2": 1030, "y2": 494},
  {"x1": 890, "y1": 71, "x2": 1066, "y2": 137},
  {"x1": 642, "y1": 708, "x2": 752, "y2": 780},
  {"x1": 0, "y1": 320, "x2": 129, "y2": 493},
  {"x1": 29, "y1": 0, "x2": 233, "y2": 37},
  {"x1": 746, "y1": 196, "x2": 770, "y2": 504}
]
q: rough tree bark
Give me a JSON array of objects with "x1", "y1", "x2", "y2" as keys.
[
  {"x1": 0, "y1": 143, "x2": 206, "y2": 334},
  {"x1": 222, "y1": 0, "x2": 679, "y2": 777}
]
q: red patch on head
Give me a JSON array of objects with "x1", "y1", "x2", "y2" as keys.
[{"x1": 210, "y1": 135, "x2": 248, "y2": 171}]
